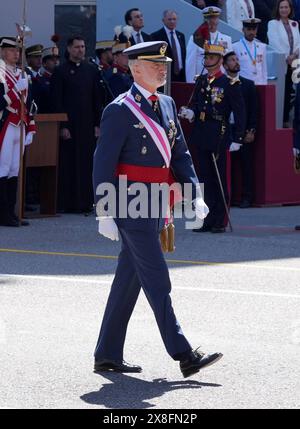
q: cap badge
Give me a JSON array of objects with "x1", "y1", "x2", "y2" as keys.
[{"x1": 160, "y1": 45, "x2": 167, "y2": 56}]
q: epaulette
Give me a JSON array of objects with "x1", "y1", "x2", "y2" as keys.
[{"x1": 114, "y1": 92, "x2": 128, "y2": 103}]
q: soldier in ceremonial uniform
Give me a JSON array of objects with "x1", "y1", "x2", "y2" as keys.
[
  {"x1": 180, "y1": 41, "x2": 246, "y2": 233},
  {"x1": 0, "y1": 37, "x2": 36, "y2": 227},
  {"x1": 37, "y1": 42, "x2": 60, "y2": 113},
  {"x1": 25, "y1": 44, "x2": 43, "y2": 104},
  {"x1": 93, "y1": 41, "x2": 223, "y2": 377},
  {"x1": 186, "y1": 7, "x2": 233, "y2": 83},
  {"x1": 94, "y1": 40, "x2": 114, "y2": 71},
  {"x1": 104, "y1": 41, "x2": 133, "y2": 98},
  {"x1": 233, "y1": 19, "x2": 268, "y2": 86}
]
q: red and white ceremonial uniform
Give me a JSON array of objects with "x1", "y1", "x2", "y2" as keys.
[{"x1": 0, "y1": 63, "x2": 36, "y2": 178}]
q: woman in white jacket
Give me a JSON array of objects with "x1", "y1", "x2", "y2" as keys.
[{"x1": 268, "y1": 0, "x2": 300, "y2": 126}]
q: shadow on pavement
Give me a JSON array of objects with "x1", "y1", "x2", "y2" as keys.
[{"x1": 80, "y1": 372, "x2": 222, "y2": 409}]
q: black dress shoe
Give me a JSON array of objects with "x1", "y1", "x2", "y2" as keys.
[
  {"x1": 295, "y1": 226, "x2": 300, "y2": 231},
  {"x1": 193, "y1": 225, "x2": 212, "y2": 233},
  {"x1": 94, "y1": 359, "x2": 142, "y2": 374},
  {"x1": 180, "y1": 348, "x2": 223, "y2": 378},
  {"x1": 211, "y1": 226, "x2": 226, "y2": 234},
  {"x1": 239, "y1": 200, "x2": 251, "y2": 209}
]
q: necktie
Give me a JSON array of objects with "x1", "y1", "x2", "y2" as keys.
[
  {"x1": 148, "y1": 94, "x2": 159, "y2": 110},
  {"x1": 148, "y1": 94, "x2": 162, "y2": 123},
  {"x1": 136, "y1": 32, "x2": 142, "y2": 44},
  {"x1": 170, "y1": 31, "x2": 180, "y2": 76},
  {"x1": 244, "y1": 0, "x2": 253, "y2": 18}
]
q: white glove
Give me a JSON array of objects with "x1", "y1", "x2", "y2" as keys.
[
  {"x1": 194, "y1": 198, "x2": 210, "y2": 220},
  {"x1": 293, "y1": 148, "x2": 300, "y2": 157},
  {"x1": 14, "y1": 78, "x2": 28, "y2": 93},
  {"x1": 229, "y1": 142, "x2": 242, "y2": 152},
  {"x1": 179, "y1": 107, "x2": 195, "y2": 123},
  {"x1": 97, "y1": 216, "x2": 119, "y2": 242},
  {"x1": 25, "y1": 132, "x2": 34, "y2": 146}
]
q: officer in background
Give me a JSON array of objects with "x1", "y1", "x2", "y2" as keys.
[
  {"x1": 223, "y1": 51, "x2": 258, "y2": 208},
  {"x1": 104, "y1": 41, "x2": 133, "y2": 98},
  {"x1": 25, "y1": 44, "x2": 43, "y2": 104},
  {"x1": 37, "y1": 43, "x2": 60, "y2": 113},
  {"x1": 180, "y1": 41, "x2": 246, "y2": 233},
  {"x1": 94, "y1": 40, "x2": 114, "y2": 71},
  {"x1": 186, "y1": 7, "x2": 233, "y2": 83},
  {"x1": 233, "y1": 19, "x2": 268, "y2": 85},
  {"x1": 91, "y1": 41, "x2": 115, "y2": 109},
  {"x1": 0, "y1": 37, "x2": 36, "y2": 227},
  {"x1": 93, "y1": 41, "x2": 223, "y2": 377}
]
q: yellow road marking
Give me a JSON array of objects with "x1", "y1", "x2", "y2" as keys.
[{"x1": 0, "y1": 247, "x2": 300, "y2": 272}]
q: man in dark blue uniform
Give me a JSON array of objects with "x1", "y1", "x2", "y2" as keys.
[
  {"x1": 104, "y1": 41, "x2": 133, "y2": 98},
  {"x1": 93, "y1": 41, "x2": 223, "y2": 378},
  {"x1": 180, "y1": 41, "x2": 246, "y2": 233},
  {"x1": 223, "y1": 51, "x2": 258, "y2": 208},
  {"x1": 37, "y1": 45, "x2": 60, "y2": 113}
]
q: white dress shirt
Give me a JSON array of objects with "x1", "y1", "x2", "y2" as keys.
[
  {"x1": 133, "y1": 82, "x2": 158, "y2": 104},
  {"x1": 132, "y1": 30, "x2": 144, "y2": 45},
  {"x1": 163, "y1": 25, "x2": 183, "y2": 70}
]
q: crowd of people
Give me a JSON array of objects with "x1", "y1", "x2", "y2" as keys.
[{"x1": 0, "y1": 0, "x2": 300, "y2": 230}]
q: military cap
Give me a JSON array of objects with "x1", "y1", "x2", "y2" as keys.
[
  {"x1": 42, "y1": 46, "x2": 59, "y2": 60},
  {"x1": 203, "y1": 41, "x2": 225, "y2": 56},
  {"x1": 243, "y1": 18, "x2": 262, "y2": 29},
  {"x1": 0, "y1": 37, "x2": 20, "y2": 48},
  {"x1": 112, "y1": 42, "x2": 131, "y2": 55},
  {"x1": 202, "y1": 6, "x2": 222, "y2": 19},
  {"x1": 95, "y1": 40, "x2": 116, "y2": 52},
  {"x1": 25, "y1": 44, "x2": 43, "y2": 57},
  {"x1": 123, "y1": 41, "x2": 172, "y2": 63}
]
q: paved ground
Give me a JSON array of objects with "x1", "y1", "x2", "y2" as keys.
[{"x1": 0, "y1": 206, "x2": 300, "y2": 409}]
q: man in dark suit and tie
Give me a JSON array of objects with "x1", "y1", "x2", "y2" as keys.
[
  {"x1": 151, "y1": 10, "x2": 186, "y2": 82},
  {"x1": 117, "y1": 8, "x2": 152, "y2": 45}
]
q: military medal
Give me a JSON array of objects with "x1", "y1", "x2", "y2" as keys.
[
  {"x1": 242, "y1": 38, "x2": 257, "y2": 69},
  {"x1": 200, "y1": 112, "x2": 206, "y2": 121}
]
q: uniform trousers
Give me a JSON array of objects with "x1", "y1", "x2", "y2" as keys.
[
  {"x1": 0, "y1": 124, "x2": 24, "y2": 179},
  {"x1": 197, "y1": 146, "x2": 228, "y2": 228},
  {"x1": 94, "y1": 226, "x2": 192, "y2": 363}
]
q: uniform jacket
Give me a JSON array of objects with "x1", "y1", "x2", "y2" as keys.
[
  {"x1": 189, "y1": 73, "x2": 246, "y2": 152},
  {"x1": 233, "y1": 38, "x2": 268, "y2": 85},
  {"x1": 293, "y1": 82, "x2": 300, "y2": 150},
  {"x1": 93, "y1": 84, "x2": 199, "y2": 231},
  {"x1": 226, "y1": 0, "x2": 255, "y2": 32},
  {"x1": 0, "y1": 66, "x2": 36, "y2": 151},
  {"x1": 104, "y1": 64, "x2": 133, "y2": 98}
]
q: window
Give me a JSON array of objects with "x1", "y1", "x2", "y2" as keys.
[{"x1": 55, "y1": 5, "x2": 97, "y2": 59}]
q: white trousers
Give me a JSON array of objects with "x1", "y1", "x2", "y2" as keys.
[{"x1": 0, "y1": 124, "x2": 25, "y2": 179}]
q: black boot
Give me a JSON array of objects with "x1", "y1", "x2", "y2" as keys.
[
  {"x1": 7, "y1": 177, "x2": 29, "y2": 227},
  {"x1": 0, "y1": 177, "x2": 18, "y2": 227}
]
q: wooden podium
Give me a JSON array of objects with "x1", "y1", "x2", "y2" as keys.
[{"x1": 25, "y1": 113, "x2": 68, "y2": 216}]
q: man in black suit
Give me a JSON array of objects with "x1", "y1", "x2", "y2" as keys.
[
  {"x1": 224, "y1": 51, "x2": 258, "y2": 208},
  {"x1": 151, "y1": 10, "x2": 186, "y2": 82},
  {"x1": 117, "y1": 8, "x2": 152, "y2": 45}
]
